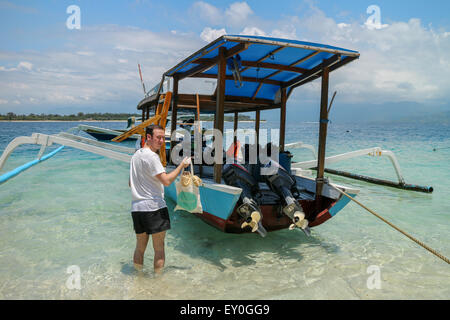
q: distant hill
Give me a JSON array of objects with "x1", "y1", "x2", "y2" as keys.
[{"x1": 388, "y1": 110, "x2": 450, "y2": 125}]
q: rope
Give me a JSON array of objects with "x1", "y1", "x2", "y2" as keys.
[{"x1": 330, "y1": 185, "x2": 450, "y2": 265}]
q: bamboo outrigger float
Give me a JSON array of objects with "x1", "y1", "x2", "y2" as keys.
[{"x1": 0, "y1": 35, "x2": 433, "y2": 237}]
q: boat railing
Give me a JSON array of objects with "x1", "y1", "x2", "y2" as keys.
[
  {"x1": 290, "y1": 146, "x2": 432, "y2": 193},
  {"x1": 291, "y1": 146, "x2": 404, "y2": 184},
  {"x1": 0, "y1": 132, "x2": 133, "y2": 175}
]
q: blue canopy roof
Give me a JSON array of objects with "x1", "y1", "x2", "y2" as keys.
[{"x1": 164, "y1": 35, "x2": 359, "y2": 102}]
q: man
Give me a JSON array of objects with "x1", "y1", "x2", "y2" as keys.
[{"x1": 129, "y1": 124, "x2": 190, "y2": 273}]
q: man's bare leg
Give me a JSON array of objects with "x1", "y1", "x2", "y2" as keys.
[
  {"x1": 134, "y1": 232, "x2": 149, "y2": 271},
  {"x1": 151, "y1": 231, "x2": 166, "y2": 274}
]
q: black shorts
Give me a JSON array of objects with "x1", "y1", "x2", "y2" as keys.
[{"x1": 131, "y1": 207, "x2": 170, "y2": 235}]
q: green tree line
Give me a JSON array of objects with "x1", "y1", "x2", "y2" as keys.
[
  {"x1": 0, "y1": 112, "x2": 261, "y2": 121},
  {"x1": 0, "y1": 112, "x2": 141, "y2": 121}
]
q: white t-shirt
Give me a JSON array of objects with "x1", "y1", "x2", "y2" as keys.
[{"x1": 130, "y1": 147, "x2": 166, "y2": 211}]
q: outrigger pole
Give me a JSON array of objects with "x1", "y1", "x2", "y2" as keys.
[
  {"x1": 322, "y1": 168, "x2": 433, "y2": 193},
  {"x1": 0, "y1": 145, "x2": 64, "y2": 185}
]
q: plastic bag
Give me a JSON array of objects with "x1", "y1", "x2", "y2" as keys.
[{"x1": 174, "y1": 162, "x2": 203, "y2": 214}]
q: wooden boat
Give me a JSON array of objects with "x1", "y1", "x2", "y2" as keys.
[
  {"x1": 132, "y1": 35, "x2": 363, "y2": 236},
  {"x1": 0, "y1": 35, "x2": 432, "y2": 235},
  {"x1": 76, "y1": 116, "x2": 141, "y2": 141}
]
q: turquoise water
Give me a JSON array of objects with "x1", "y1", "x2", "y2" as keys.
[{"x1": 0, "y1": 120, "x2": 449, "y2": 299}]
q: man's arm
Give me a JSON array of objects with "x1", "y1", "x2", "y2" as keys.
[{"x1": 155, "y1": 157, "x2": 190, "y2": 187}]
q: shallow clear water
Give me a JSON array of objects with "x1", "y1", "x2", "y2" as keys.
[{"x1": 0, "y1": 120, "x2": 449, "y2": 299}]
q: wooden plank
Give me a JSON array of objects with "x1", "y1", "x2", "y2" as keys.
[
  {"x1": 176, "y1": 103, "x2": 280, "y2": 113},
  {"x1": 251, "y1": 82, "x2": 263, "y2": 100},
  {"x1": 233, "y1": 112, "x2": 238, "y2": 147},
  {"x1": 191, "y1": 73, "x2": 282, "y2": 86},
  {"x1": 111, "y1": 115, "x2": 161, "y2": 142},
  {"x1": 177, "y1": 94, "x2": 275, "y2": 107},
  {"x1": 177, "y1": 43, "x2": 249, "y2": 80},
  {"x1": 282, "y1": 54, "x2": 340, "y2": 89},
  {"x1": 279, "y1": 88, "x2": 287, "y2": 152},
  {"x1": 112, "y1": 93, "x2": 171, "y2": 143},
  {"x1": 290, "y1": 51, "x2": 320, "y2": 68},
  {"x1": 158, "y1": 91, "x2": 172, "y2": 167},
  {"x1": 194, "y1": 59, "x2": 308, "y2": 73},
  {"x1": 239, "y1": 46, "x2": 285, "y2": 73},
  {"x1": 286, "y1": 55, "x2": 357, "y2": 101},
  {"x1": 255, "y1": 110, "x2": 260, "y2": 147},
  {"x1": 170, "y1": 77, "x2": 179, "y2": 154},
  {"x1": 196, "y1": 94, "x2": 200, "y2": 121},
  {"x1": 242, "y1": 61, "x2": 308, "y2": 73},
  {"x1": 258, "y1": 51, "x2": 320, "y2": 84},
  {"x1": 214, "y1": 47, "x2": 226, "y2": 183},
  {"x1": 165, "y1": 38, "x2": 225, "y2": 76},
  {"x1": 315, "y1": 66, "x2": 330, "y2": 201}
]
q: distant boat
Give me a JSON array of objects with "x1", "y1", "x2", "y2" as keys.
[
  {"x1": 77, "y1": 115, "x2": 195, "y2": 144},
  {"x1": 78, "y1": 117, "x2": 141, "y2": 141}
]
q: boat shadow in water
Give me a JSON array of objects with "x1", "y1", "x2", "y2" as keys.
[{"x1": 165, "y1": 198, "x2": 339, "y2": 271}]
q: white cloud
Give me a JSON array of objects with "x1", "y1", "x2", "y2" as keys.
[
  {"x1": 271, "y1": 8, "x2": 450, "y2": 106},
  {"x1": 240, "y1": 27, "x2": 266, "y2": 37},
  {"x1": 0, "y1": 66, "x2": 17, "y2": 72},
  {"x1": 364, "y1": 20, "x2": 389, "y2": 30},
  {"x1": 338, "y1": 23, "x2": 350, "y2": 29},
  {"x1": 17, "y1": 61, "x2": 32, "y2": 71},
  {"x1": 270, "y1": 26, "x2": 297, "y2": 40},
  {"x1": 225, "y1": 2, "x2": 253, "y2": 27},
  {"x1": 192, "y1": 1, "x2": 223, "y2": 25},
  {"x1": 1, "y1": 4, "x2": 449, "y2": 115},
  {"x1": 191, "y1": 1, "x2": 254, "y2": 28},
  {"x1": 76, "y1": 51, "x2": 95, "y2": 56},
  {"x1": 200, "y1": 27, "x2": 227, "y2": 42},
  {"x1": 0, "y1": 26, "x2": 203, "y2": 113},
  {"x1": 113, "y1": 45, "x2": 144, "y2": 53}
]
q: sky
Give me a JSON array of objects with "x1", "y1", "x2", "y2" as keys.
[{"x1": 1, "y1": 0, "x2": 450, "y2": 122}]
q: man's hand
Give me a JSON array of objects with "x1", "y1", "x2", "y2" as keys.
[
  {"x1": 181, "y1": 157, "x2": 191, "y2": 169},
  {"x1": 155, "y1": 157, "x2": 192, "y2": 187}
]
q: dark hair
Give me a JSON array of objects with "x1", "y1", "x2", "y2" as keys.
[{"x1": 145, "y1": 124, "x2": 164, "y2": 137}]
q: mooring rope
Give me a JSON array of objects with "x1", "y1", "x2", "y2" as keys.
[{"x1": 330, "y1": 185, "x2": 450, "y2": 265}]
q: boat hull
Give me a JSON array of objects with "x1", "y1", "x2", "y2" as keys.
[
  {"x1": 84, "y1": 129, "x2": 138, "y2": 141},
  {"x1": 164, "y1": 178, "x2": 356, "y2": 234}
]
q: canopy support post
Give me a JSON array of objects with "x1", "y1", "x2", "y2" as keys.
[
  {"x1": 279, "y1": 88, "x2": 287, "y2": 152},
  {"x1": 255, "y1": 110, "x2": 260, "y2": 148},
  {"x1": 316, "y1": 66, "x2": 330, "y2": 203},
  {"x1": 234, "y1": 112, "x2": 238, "y2": 147},
  {"x1": 214, "y1": 47, "x2": 226, "y2": 183},
  {"x1": 170, "y1": 76, "x2": 179, "y2": 162}
]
